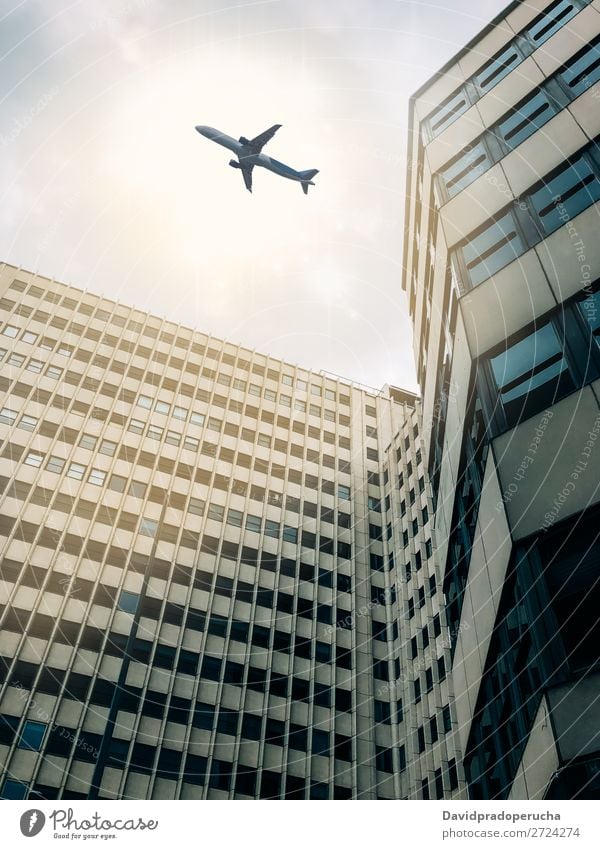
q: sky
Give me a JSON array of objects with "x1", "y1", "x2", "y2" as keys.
[{"x1": 0, "y1": 0, "x2": 508, "y2": 391}]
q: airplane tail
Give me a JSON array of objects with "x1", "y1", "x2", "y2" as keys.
[{"x1": 300, "y1": 169, "x2": 319, "y2": 195}]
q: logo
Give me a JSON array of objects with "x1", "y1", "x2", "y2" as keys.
[{"x1": 20, "y1": 810, "x2": 46, "y2": 837}]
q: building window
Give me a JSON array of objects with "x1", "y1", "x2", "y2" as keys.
[
  {"x1": 460, "y1": 210, "x2": 525, "y2": 288},
  {"x1": 109, "y1": 474, "x2": 126, "y2": 493},
  {"x1": 46, "y1": 455, "x2": 65, "y2": 474},
  {"x1": 21, "y1": 330, "x2": 38, "y2": 344},
  {"x1": 527, "y1": 0, "x2": 579, "y2": 47},
  {"x1": 7, "y1": 352, "x2": 25, "y2": 367},
  {"x1": 99, "y1": 439, "x2": 116, "y2": 456},
  {"x1": 88, "y1": 468, "x2": 106, "y2": 487},
  {"x1": 0, "y1": 407, "x2": 17, "y2": 425},
  {"x1": 1, "y1": 324, "x2": 18, "y2": 337},
  {"x1": 439, "y1": 140, "x2": 492, "y2": 199},
  {"x1": 147, "y1": 424, "x2": 163, "y2": 440},
  {"x1": 530, "y1": 153, "x2": 600, "y2": 237},
  {"x1": 137, "y1": 394, "x2": 152, "y2": 409},
  {"x1": 155, "y1": 400, "x2": 170, "y2": 415},
  {"x1": 426, "y1": 88, "x2": 470, "y2": 140},
  {"x1": 338, "y1": 484, "x2": 351, "y2": 501},
  {"x1": 118, "y1": 590, "x2": 139, "y2": 613},
  {"x1": 559, "y1": 32, "x2": 600, "y2": 97},
  {"x1": 0, "y1": 779, "x2": 29, "y2": 799},
  {"x1": 79, "y1": 434, "x2": 97, "y2": 450},
  {"x1": 46, "y1": 365, "x2": 63, "y2": 379},
  {"x1": 496, "y1": 88, "x2": 559, "y2": 151},
  {"x1": 26, "y1": 358, "x2": 43, "y2": 373},
  {"x1": 128, "y1": 418, "x2": 145, "y2": 435},
  {"x1": 188, "y1": 497, "x2": 205, "y2": 516},
  {"x1": 139, "y1": 518, "x2": 158, "y2": 537},
  {"x1": 18, "y1": 720, "x2": 47, "y2": 751},
  {"x1": 67, "y1": 462, "x2": 86, "y2": 480},
  {"x1": 474, "y1": 43, "x2": 522, "y2": 94},
  {"x1": 24, "y1": 452, "x2": 44, "y2": 468}
]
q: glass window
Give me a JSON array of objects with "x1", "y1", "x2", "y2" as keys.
[
  {"x1": 489, "y1": 321, "x2": 576, "y2": 428},
  {"x1": 461, "y1": 210, "x2": 525, "y2": 287},
  {"x1": 474, "y1": 44, "x2": 521, "y2": 93},
  {"x1": 128, "y1": 418, "x2": 145, "y2": 435},
  {"x1": 67, "y1": 462, "x2": 86, "y2": 480},
  {"x1": 7, "y1": 352, "x2": 25, "y2": 367},
  {"x1": 264, "y1": 389, "x2": 276, "y2": 401},
  {"x1": 257, "y1": 434, "x2": 270, "y2": 447},
  {"x1": 118, "y1": 590, "x2": 139, "y2": 613},
  {"x1": 208, "y1": 504, "x2": 224, "y2": 522},
  {"x1": 246, "y1": 515, "x2": 262, "y2": 533},
  {"x1": 227, "y1": 509, "x2": 243, "y2": 527},
  {"x1": 265, "y1": 520, "x2": 280, "y2": 538},
  {"x1": 190, "y1": 412, "x2": 205, "y2": 427},
  {"x1": 147, "y1": 424, "x2": 163, "y2": 440},
  {"x1": 183, "y1": 435, "x2": 199, "y2": 451},
  {"x1": 0, "y1": 407, "x2": 17, "y2": 424},
  {"x1": 155, "y1": 400, "x2": 170, "y2": 415},
  {"x1": 577, "y1": 289, "x2": 600, "y2": 347},
  {"x1": 280, "y1": 395, "x2": 291, "y2": 406},
  {"x1": 109, "y1": 474, "x2": 126, "y2": 493},
  {"x1": 296, "y1": 379, "x2": 308, "y2": 391},
  {"x1": 294, "y1": 400, "x2": 306, "y2": 412},
  {"x1": 559, "y1": 33, "x2": 600, "y2": 97},
  {"x1": 139, "y1": 518, "x2": 157, "y2": 537},
  {"x1": 439, "y1": 140, "x2": 492, "y2": 198},
  {"x1": 233, "y1": 378, "x2": 247, "y2": 391},
  {"x1": 137, "y1": 394, "x2": 152, "y2": 409},
  {"x1": 56, "y1": 345, "x2": 72, "y2": 357},
  {"x1": 88, "y1": 468, "x2": 106, "y2": 486},
  {"x1": 2, "y1": 324, "x2": 18, "y2": 337},
  {"x1": 207, "y1": 418, "x2": 221, "y2": 432},
  {"x1": 189, "y1": 497, "x2": 205, "y2": 516},
  {"x1": 79, "y1": 433, "x2": 97, "y2": 450},
  {"x1": 26, "y1": 358, "x2": 43, "y2": 373},
  {"x1": 129, "y1": 480, "x2": 146, "y2": 498},
  {"x1": 166, "y1": 430, "x2": 181, "y2": 446},
  {"x1": 427, "y1": 89, "x2": 470, "y2": 139},
  {"x1": 46, "y1": 455, "x2": 65, "y2": 474},
  {"x1": 24, "y1": 452, "x2": 44, "y2": 467},
  {"x1": 173, "y1": 405, "x2": 187, "y2": 420},
  {"x1": 18, "y1": 720, "x2": 46, "y2": 751},
  {"x1": 530, "y1": 154, "x2": 600, "y2": 236},
  {"x1": 282, "y1": 374, "x2": 293, "y2": 386},
  {"x1": 527, "y1": 0, "x2": 578, "y2": 47},
  {"x1": 249, "y1": 384, "x2": 261, "y2": 396},
  {"x1": 1, "y1": 779, "x2": 28, "y2": 799},
  {"x1": 311, "y1": 385, "x2": 321, "y2": 396},
  {"x1": 496, "y1": 89, "x2": 559, "y2": 151},
  {"x1": 99, "y1": 439, "x2": 116, "y2": 456},
  {"x1": 338, "y1": 484, "x2": 351, "y2": 501},
  {"x1": 18, "y1": 414, "x2": 37, "y2": 432},
  {"x1": 21, "y1": 330, "x2": 38, "y2": 344},
  {"x1": 283, "y1": 526, "x2": 297, "y2": 544},
  {"x1": 46, "y1": 365, "x2": 63, "y2": 379}
]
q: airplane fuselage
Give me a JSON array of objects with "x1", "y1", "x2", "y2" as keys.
[{"x1": 195, "y1": 125, "x2": 311, "y2": 184}]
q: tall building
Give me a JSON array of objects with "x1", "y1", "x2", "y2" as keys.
[
  {"x1": 0, "y1": 262, "x2": 462, "y2": 800},
  {"x1": 403, "y1": 0, "x2": 600, "y2": 799}
]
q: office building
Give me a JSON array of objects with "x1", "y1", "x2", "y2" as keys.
[
  {"x1": 403, "y1": 0, "x2": 600, "y2": 799},
  {"x1": 0, "y1": 262, "x2": 462, "y2": 800}
]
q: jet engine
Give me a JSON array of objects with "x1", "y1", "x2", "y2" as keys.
[{"x1": 229, "y1": 160, "x2": 241, "y2": 169}]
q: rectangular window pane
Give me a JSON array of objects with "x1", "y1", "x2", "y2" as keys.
[
  {"x1": 0, "y1": 407, "x2": 17, "y2": 424},
  {"x1": 208, "y1": 504, "x2": 224, "y2": 521},
  {"x1": 47, "y1": 455, "x2": 65, "y2": 474},
  {"x1": 530, "y1": 155, "x2": 600, "y2": 236},
  {"x1": 189, "y1": 497, "x2": 205, "y2": 516},
  {"x1": 7, "y1": 353, "x2": 24, "y2": 367},
  {"x1": 128, "y1": 419, "x2": 145, "y2": 434},
  {"x1": 155, "y1": 400, "x2": 170, "y2": 415},
  {"x1": 79, "y1": 434, "x2": 97, "y2": 450},
  {"x1": 166, "y1": 430, "x2": 181, "y2": 446},
  {"x1": 462, "y1": 210, "x2": 525, "y2": 287},
  {"x1": 496, "y1": 89, "x2": 559, "y2": 151},
  {"x1": 147, "y1": 424, "x2": 163, "y2": 440},
  {"x1": 88, "y1": 468, "x2": 106, "y2": 486},
  {"x1": 475, "y1": 44, "x2": 521, "y2": 93},
  {"x1": 190, "y1": 412, "x2": 205, "y2": 426},
  {"x1": 99, "y1": 439, "x2": 116, "y2": 456},
  {"x1": 173, "y1": 406, "x2": 187, "y2": 420},
  {"x1": 559, "y1": 34, "x2": 600, "y2": 96},
  {"x1": 67, "y1": 462, "x2": 86, "y2": 480},
  {"x1": 138, "y1": 394, "x2": 152, "y2": 409},
  {"x1": 46, "y1": 365, "x2": 62, "y2": 379},
  {"x1": 440, "y1": 140, "x2": 492, "y2": 198},
  {"x1": 26, "y1": 359, "x2": 43, "y2": 373},
  {"x1": 527, "y1": 0, "x2": 578, "y2": 48},
  {"x1": 489, "y1": 321, "x2": 576, "y2": 426},
  {"x1": 427, "y1": 89, "x2": 470, "y2": 139},
  {"x1": 18, "y1": 414, "x2": 37, "y2": 432},
  {"x1": 24, "y1": 452, "x2": 44, "y2": 467}
]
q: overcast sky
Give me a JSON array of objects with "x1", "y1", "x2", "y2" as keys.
[{"x1": 0, "y1": 0, "x2": 508, "y2": 391}]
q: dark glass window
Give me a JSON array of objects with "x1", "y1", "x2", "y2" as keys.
[
  {"x1": 18, "y1": 720, "x2": 46, "y2": 751},
  {"x1": 440, "y1": 140, "x2": 492, "y2": 198},
  {"x1": 495, "y1": 89, "x2": 559, "y2": 150},
  {"x1": 559, "y1": 33, "x2": 600, "y2": 97},
  {"x1": 488, "y1": 320, "x2": 576, "y2": 429},
  {"x1": 427, "y1": 89, "x2": 470, "y2": 139},
  {"x1": 527, "y1": 0, "x2": 578, "y2": 46},
  {"x1": 462, "y1": 210, "x2": 525, "y2": 288},
  {"x1": 530, "y1": 154, "x2": 600, "y2": 236},
  {"x1": 474, "y1": 44, "x2": 522, "y2": 93}
]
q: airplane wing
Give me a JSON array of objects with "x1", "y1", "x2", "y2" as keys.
[
  {"x1": 241, "y1": 165, "x2": 253, "y2": 193},
  {"x1": 248, "y1": 124, "x2": 282, "y2": 152}
]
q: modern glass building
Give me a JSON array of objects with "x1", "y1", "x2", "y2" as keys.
[
  {"x1": 403, "y1": 0, "x2": 600, "y2": 799},
  {"x1": 0, "y1": 262, "x2": 462, "y2": 800}
]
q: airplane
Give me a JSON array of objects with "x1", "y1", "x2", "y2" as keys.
[{"x1": 195, "y1": 123, "x2": 318, "y2": 195}]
